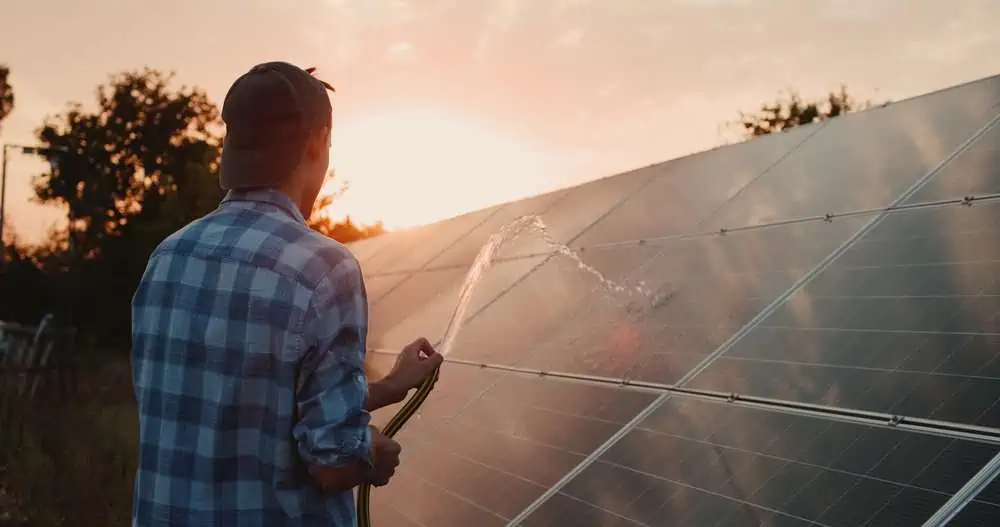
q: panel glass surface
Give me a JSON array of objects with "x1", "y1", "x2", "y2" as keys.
[
  {"x1": 423, "y1": 188, "x2": 570, "y2": 269},
  {"x1": 494, "y1": 166, "x2": 658, "y2": 259},
  {"x1": 368, "y1": 267, "x2": 468, "y2": 349},
  {"x1": 366, "y1": 365, "x2": 657, "y2": 526},
  {"x1": 519, "y1": 397, "x2": 1000, "y2": 527},
  {"x1": 361, "y1": 206, "x2": 499, "y2": 275},
  {"x1": 905, "y1": 119, "x2": 1000, "y2": 203},
  {"x1": 702, "y1": 76, "x2": 1000, "y2": 230},
  {"x1": 369, "y1": 256, "x2": 546, "y2": 351},
  {"x1": 445, "y1": 240, "x2": 662, "y2": 365},
  {"x1": 448, "y1": 213, "x2": 867, "y2": 385},
  {"x1": 949, "y1": 500, "x2": 1000, "y2": 527},
  {"x1": 689, "y1": 199, "x2": 1000, "y2": 427},
  {"x1": 363, "y1": 272, "x2": 409, "y2": 304},
  {"x1": 572, "y1": 123, "x2": 818, "y2": 248},
  {"x1": 346, "y1": 230, "x2": 399, "y2": 264}
]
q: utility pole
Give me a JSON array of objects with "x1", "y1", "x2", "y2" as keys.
[
  {"x1": 0, "y1": 143, "x2": 68, "y2": 263},
  {"x1": 1, "y1": 144, "x2": 11, "y2": 258}
]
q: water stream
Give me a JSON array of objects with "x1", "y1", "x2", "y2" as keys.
[{"x1": 436, "y1": 214, "x2": 653, "y2": 358}]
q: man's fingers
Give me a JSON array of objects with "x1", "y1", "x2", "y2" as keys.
[
  {"x1": 371, "y1": 471, "x2": 392, "y2": 487},
  {"x1": 427, "y1": 352, "x2": 444, "y2": 367},
  {"x1": 407, "y1": 337, "x2": 437, "y2": 356}
]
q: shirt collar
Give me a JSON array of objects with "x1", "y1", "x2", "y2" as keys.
[{"x1": 222, "y1": 188, "x2": 307, "y2": 224}]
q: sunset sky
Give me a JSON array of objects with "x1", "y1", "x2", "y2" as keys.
[{"x1": 2, "y1": 0, "x2": 999, "y2": 245}]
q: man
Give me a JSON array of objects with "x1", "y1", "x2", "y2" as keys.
[{"x1": 130, "y1": 61, "x2": 443, "y2": 526}]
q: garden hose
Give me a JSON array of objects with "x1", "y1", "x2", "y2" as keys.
[{"x1": 356, "y1": 363, "x2": 442, "y2": 527}]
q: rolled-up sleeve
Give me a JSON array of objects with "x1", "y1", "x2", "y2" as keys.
[{"x1": 292, "y1": 256, "x2": 373, "y2": 468}]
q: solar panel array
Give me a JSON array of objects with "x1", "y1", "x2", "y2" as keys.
[{"x1": 351, "y1": 75, "x2": 1000, "y2": 526}]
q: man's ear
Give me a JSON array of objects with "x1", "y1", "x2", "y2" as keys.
[{"x1": 305, "y1": 126, "x2": 331, "y2": 160}]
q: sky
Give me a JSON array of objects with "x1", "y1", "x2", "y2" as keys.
[{"x1": 1, "y1": 0, "x2": 999, "y2": 245}]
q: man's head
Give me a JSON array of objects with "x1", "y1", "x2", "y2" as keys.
[{"x1": 219, "y1": 61, "x2": 335, "y2": 218}]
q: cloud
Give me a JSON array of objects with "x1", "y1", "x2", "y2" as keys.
[{"x1": 385, "y1": 41, "x2": 416, "y2": 61}]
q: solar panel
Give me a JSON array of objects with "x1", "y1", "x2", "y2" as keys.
[
  {"x1": 515, "y1": 216, "x2": 871, "y2": 382},
  {"x1": 571, "y1": 123, "x2": 820, "y2": 248},
  {"x1": 361, "y1": 272, "x2": 409, "y2": 303},
  {"x1": 907, "y1": 124, "x2": 1000, "y2": 203},
  {"x1": 346, "y1": 229, "x2": 403, "y2": 264},
  {"x1": 702, "y1": 76, "x2": 1000, "y2": 230},
  {"x1": 370, "y1": 256, "x2": 546, "y2": 351},
  {"x1": 362, "y1": 206, "x2": 500, "y2": 275},
  {"x1": 353, "y1": 74, "x2": 1000, "y2": 526},
  {"x1": 367, "y1": 365, "x2": 659, "y2": 526},
  {"x1": 517, "y1": 397, "x2": 1000, "y2": 526},
  {"x1": 423, "y1": 188, "x2": 569, "y2": 269},
  {"x1": 494, "y1": 166, "x2": 658, "y2": 260},
  {"x1": 687, "y1": 199, "x2": 1000, "y2": 428}
]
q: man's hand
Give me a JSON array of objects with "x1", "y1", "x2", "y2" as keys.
[
  {"x1": 384, "y1": 337, "x2": 444, "y2": 394},
  {"x1": 365, "y1": 427, "x2": 402, "y2": 487}
]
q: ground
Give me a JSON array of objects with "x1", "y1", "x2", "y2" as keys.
[{"x1": 0, "y1": 353, "x2": 137, "y2": 526}]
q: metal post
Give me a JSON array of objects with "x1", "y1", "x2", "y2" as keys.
[
  {"x1": 0, "y1": 144, "x2": 9, "y2": 262},
  {"x1": 0, "y1": 144, "x2": 67, "y2": 264}
]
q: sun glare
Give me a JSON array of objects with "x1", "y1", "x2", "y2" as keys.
[{"x1": 325, "y1": 107, "x2": 556, "y2": 229}]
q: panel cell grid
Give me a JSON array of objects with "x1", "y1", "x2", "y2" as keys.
[
  {"x1": 702, "y1": 76, "x2": 1000, "y2": 230},
  {"x1": 571, "y1": 122, "x2": 819, "y2": 248},
  {"x1": 689, "y1": 200, "x2": 1000, "y2": 428},
  {"x1": 518, "y1": 397, "x2": 1000, "y2": 527},
  {"x1": 449, "y1": 214, "x2": 869, "y2": 386},
  {"x1": 366, "y1": 366, "x2": 658, "y2": 526}
]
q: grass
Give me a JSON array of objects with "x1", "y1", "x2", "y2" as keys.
[
  {"x1": 0, "y1": 353, "x2": 137, "y2": 526},
  {"x1": 0, "y1": 351, "x2": 392, "y2": 525}
]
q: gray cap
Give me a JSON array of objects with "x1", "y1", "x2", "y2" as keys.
[{"x1": 219, "y1": 61, "x2": 334, "y2": 190}]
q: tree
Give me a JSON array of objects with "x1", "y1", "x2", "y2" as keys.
[
  {"x1": 733, "y1": 85, "x2": 883, "y2": 139},
  {"x1": 0, "y1": 64, "x2": 13, "y2": 131},
  {"x1": 310, "y1": 209, "x2": 386, "y2": 244},
  {"x1": 34, "y1": 68, "x2": 224, "y2": 260},
  {"x1": 22, "y1": 68, "x2": 224, "y2": 345},
  {"x1": 306, "y1": 179, "x2": 386, "y2": 244}
]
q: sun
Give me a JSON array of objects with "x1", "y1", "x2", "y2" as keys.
[{"x1": 324, "y1": 106, "x2": 555, "y2": 229}]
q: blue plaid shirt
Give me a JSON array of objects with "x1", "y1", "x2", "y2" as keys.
[{"x1": 131, "y1": 188, "x2": 373, "y2": 526}]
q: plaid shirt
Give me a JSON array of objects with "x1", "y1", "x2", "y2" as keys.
[{"x1": 131, "y1": 188, "x2": 373, "y2": 526}]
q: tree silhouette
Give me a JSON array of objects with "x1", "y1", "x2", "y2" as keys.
[
  {"x1": 308, "y1": 191, "x2": 386, "y2": 244},
  {"x1": 734, "y1": 85, "x2": 883, "y2": 139},
  {"x1": 0, "y1": 64, "x2": 13, "y2": 132},
  {"x1": 34, "y1": 68, "x2": 224, "y2": 259}
]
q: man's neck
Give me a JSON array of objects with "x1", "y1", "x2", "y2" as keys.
[{"x1": 276, "y1": 183, "x2": 313, "y2": 219}]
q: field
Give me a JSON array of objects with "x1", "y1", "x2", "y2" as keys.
[{"x1": 0, "y1": 353, "x2": 137, "y2": 526}]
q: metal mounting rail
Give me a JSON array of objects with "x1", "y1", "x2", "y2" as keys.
[
  {"x1": 369, "y1": 348, "x2": 1000, "y2": 446},
  {"x1": 362, "y1": 192, "x2": 1000, "y2": 278}
]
